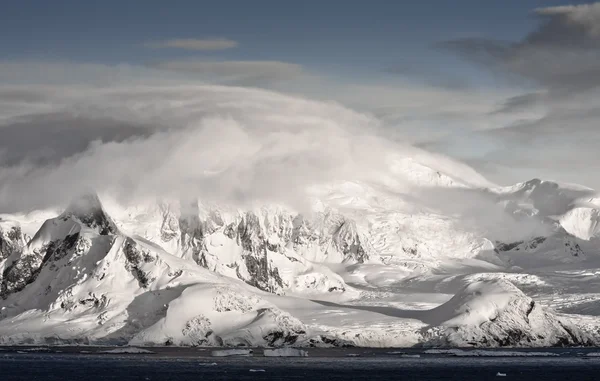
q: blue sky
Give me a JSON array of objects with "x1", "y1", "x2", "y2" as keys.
[{"x1": 0, "y1": 0, "x2": 585, "y2": 80}]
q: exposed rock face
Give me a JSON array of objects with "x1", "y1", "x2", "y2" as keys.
[
  {"x1": 331, "y1": 219, "x2": 369, "y2": 263},
  {"x1": 563, "y1": 237, "x2": 584, "y2": 257},
  {"x1": 152, "y1": 202, "x2": 372, "y2": 294},
  {"x1": 0, "y1": 232, "x2": 85, "y2": 299},
  {"x1": 0, "y1": 224, "x2": 25, "y2": 260},
  {"x1": 257, "y1": 308, "x2": 307, "y2": 347},
  {"x1": 123, "y1": 238, "x2": 155, "y2": 289},
  {"x1": 235, "y1": 212, "x2": 286, "y2": 293},
  {"x1": 181, "y1": 314, "x2": 222, "y2": 346},
  {"x1": 291, "y1": 211, "x2": 371, "y2": 263}
]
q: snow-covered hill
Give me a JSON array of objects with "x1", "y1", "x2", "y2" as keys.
[{"x1": 422, "y1": 279, "x2": 592, "y2": 347}]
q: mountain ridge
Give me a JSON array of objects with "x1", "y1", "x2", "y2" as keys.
[{"x1": 0, "y1": 171, "x2": 599, "y2": 347}]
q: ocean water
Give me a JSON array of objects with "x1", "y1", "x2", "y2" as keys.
[{"x1": 1, "y1": 347, "x2": 600, "y2": 380}]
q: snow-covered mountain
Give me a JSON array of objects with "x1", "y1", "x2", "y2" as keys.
[{"x1": 0, "y1": 154, "x2": 599, "y2": 348}]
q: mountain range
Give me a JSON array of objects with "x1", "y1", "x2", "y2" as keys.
[{"x1": 1, "y1": 152, "x2": 599, "y2": 348}]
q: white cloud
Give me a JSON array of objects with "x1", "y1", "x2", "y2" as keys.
[
  {"x1": 152, "y1": 60, "x2": 305, "y2": 84},
  {"x1": 144, "y1": 38, "x2": 238, "y2": 51},
  {"x1": 0, "y1": 82, "x2": 393, "y2": 213}
]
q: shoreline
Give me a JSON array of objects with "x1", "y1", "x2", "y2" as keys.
[{"x1": 1, "y1": 345, "x2": 599, "y2": 358}]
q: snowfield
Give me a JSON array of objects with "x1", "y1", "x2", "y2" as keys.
[{"x1": 1, "y1": 87, "x2": 600, "y2": 348}]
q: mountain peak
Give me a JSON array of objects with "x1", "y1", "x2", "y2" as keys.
[{"x1": 61, "y1": 193, "x2": 118, "y2": 235}]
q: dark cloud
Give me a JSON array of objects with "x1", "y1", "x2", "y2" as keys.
[
  {"x1": 438, "y1": 3, "x2": 600, "y2": 93},
  {"x1": 531, "y1": 4, "x2": 600, "y2": 48},
  {"x1": 490, "y1": 92, "x2": 543, "y2": 114},
  {"x1": 0, "y1": 113, "x2": 155, "y2": 166},
  {"x1": 425, "y1": 3, "x2": 600, "y2": 188}
]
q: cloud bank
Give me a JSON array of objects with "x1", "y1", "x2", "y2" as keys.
[
  {"x1": 144, "y1": 38, "x2": 238, "y2": 51},
  {"x1": 0, "y1": 82, "x2": 395, "y2": 213},
  {"x1": 0, "y1": 62, "x2": 554, "y2": 242}
]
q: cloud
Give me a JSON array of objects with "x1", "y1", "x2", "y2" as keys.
[
  {"x1": 151, "y1": 60, "x2": 304, "y2": 84},
  {"x1": 534, "y1": 4, "x2": 600, "y2": 38},
  {"x1": 0, "y1": 112, "x2": 155, "y2": 166},
  {"x1": 144, "y1": 38, "x2": 238, "y2": 51},
  {"x1": 0, "y1": 62, "x2": 557, "y2": 241},
  {"x1": 427, "y1": 3, "x2": 600, "y2": 189},
  {"x1": 321, "y1": 83, "x2": 526, "y2": 146},
  {"x1": 438, "y1": 3, "x2": 600, "y2": 93},
  {"x1": 490, "y1": 92, "x2": 545, "y2": 114},
  {"x1": 409, "y1": 185, "x2": 553, "y2": 242},
  {"x1": 422, "y1": 86, "x2": 600, "y2": 189},
  {"x1": 1, "y1": 54, "x2": 597, "y2": 211},
  {"x1": 0, "y1": 82, "x2": 394, "y2": 213},
  {"x1": 0, "y1": 61, "x2": 200, "y2": 86}
]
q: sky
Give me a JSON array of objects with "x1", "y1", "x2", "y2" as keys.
[
  {"x1": 1, "y1": 0, "x2": 600, "y2": 211},
  {"x1": 0, "y1": 1, "x2": 557, "y2": 62}
]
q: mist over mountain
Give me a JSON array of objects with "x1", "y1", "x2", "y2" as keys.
[
  {"x1": 2, "y1": 1, "x2": 600, "y2": 349},
  {"x1": 0, "y1": 85, "x2": 599, "y2": 347}
]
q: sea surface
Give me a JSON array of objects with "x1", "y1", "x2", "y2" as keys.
[{"x1": 1, "y1": 346, "x2": 600, "y2": 380}]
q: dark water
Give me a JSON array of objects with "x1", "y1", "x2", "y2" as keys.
[{"x1": 1, "y1": 347, "x2": 600, "y2": 380}]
